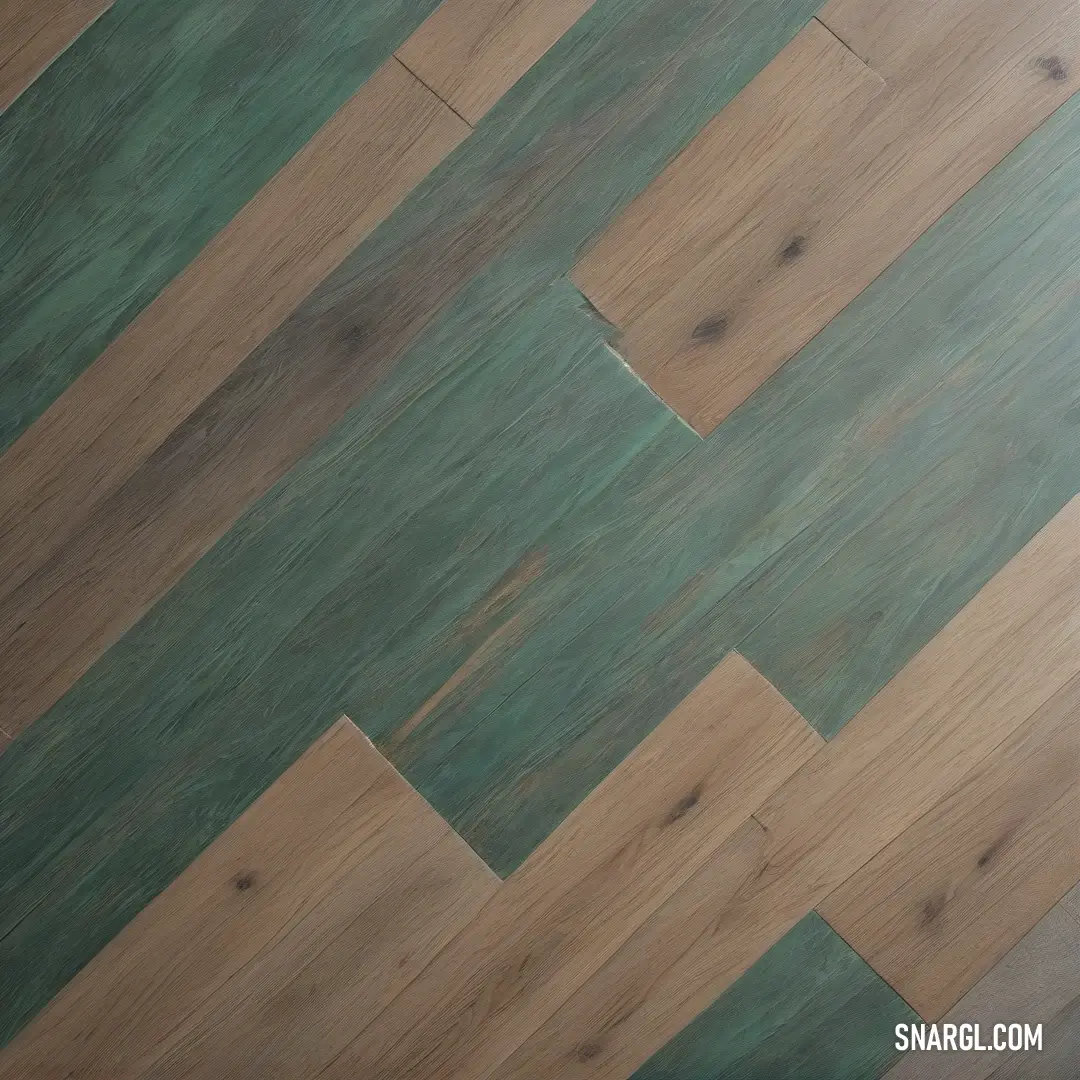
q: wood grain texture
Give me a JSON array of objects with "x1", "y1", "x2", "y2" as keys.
[
  {"x1": 493, "y1": 817, "x2": 775, "y2": 1080},
  {"x1": 519, "y1": 491, "x2": 1080, "y2": 1062},
  {"x1": 0, "y1": 0, "x2": 110, "y2": 110},
  {"x1": 755, "y1": 492, "x2": 1080, "y2": 908},
  {"x1": 0, "y1": 0, "x2": 444, "y2": 454},
  {"x1": 821, "y1": 667, "x2": 1080, "y2": 1020},
  {"x1": 8, "y1": 45, "x2": 1080, "y2": 1052},
  {"x1": 0, "y1": 56, "x2": 469, "y2": 741},
  {"x1": 884, "y1": 902, "x2": 1080, "y2": 1079},
  {"x1": 571, "y1": 18, "x2": 885, "y2": 432},
  {"x1": 320, "y1": 653, "x2": 820, "y2": 1080},
  {"x1": 632, "y1": 912, "x2": 915, "y2": 1080},
  {"x1": 0, "y1": 717, "x2": 498, "y2": 1080},
  {"x1": 10, "y1": 0, "x2": 1080, "y2": 1058},
  {"x1": 397, "y1": 0, "x2": 597, "y2": 123},
  {"x1": 574, "y1": 0, "x2": 1080, "y2": 433},
  {"x1": 0, "y1": 276, "x2": 697, "y2": 1047},
  {"x1": 0, "y1": 0, "x2": 817, "y2": 745}
]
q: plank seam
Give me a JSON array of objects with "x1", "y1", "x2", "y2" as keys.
[
  {"x1": 391, "y1": 53, "x2": 473, "y2": 129},
  {"x1": 810, "y1": 14, "x2": 882, "y2": 80}
]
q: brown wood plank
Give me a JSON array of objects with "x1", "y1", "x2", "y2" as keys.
[
  {"x1": 571, "y1": 19, "x2": 885, "y2": 432},
  {"x1": 492, "y1": 493, "x2": 1080, "y2": 1045},
  {"x1": 0, "y1": 0, "x2": 111, "y2": 110},
  {"x1": 884, "y1": 903, "x2": 1080, "y2": 1079},
  {"x1": 0, "y1": 58, "x2": 469, "y2": 743},
  {"x1": 320, "y1": 653, "x2": 821, "y2": 1080},
  {"x1": 820, "y1": 668, "x2": 1080, "y2": 1020},
  {"x1": 396, "y1": 0, "x2": 596, "y2": 124},
  {"x1": 0, "y1": 718, "x2": 499, "y2": 1080},
  {"x1": 572, "y1": 0, "x2": 1080, "y2": 433},
  {"x1": 495, "y1": 817, "x2": 772, "y2": 1080},
  {"x1": 753, "y1": 493, "x2": 1080, "y2": 918}
]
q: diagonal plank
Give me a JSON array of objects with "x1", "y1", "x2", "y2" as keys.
[
  {"x1": 821, "y1": 668, "x2": 1080, "y2": 1020},
  {"x1": 0, "y1": 0, "x2": 816, "y2": 747},
  {"x1": 573, "y1": 0, "x2": 1080, "y2": 432},
  {"x1": 319, "y1": 653, "x2": 821, "y2": 1080},
  {"x1": 7, "y1": 62, "x2": 1080, "y2": 1047},
  {"x1": 397, "y1": 0, "x2": 598, "y2": 124},
  {"x1": 0, "y1": 0, "x2": 110, "y2": 110},
  {"x1": 0, "y1": 56, "x2": 468, "y2": 743},
  {"x1": 632, "y1": 912, "x2": 915, "y2": 1080},
  {"x1": 571, "y1": 17, "x2": 885, "y2": 430},
  {"x1": 884, "y1": 899, "x2": 1080, "y2": 1079},
  {"x1": 0, "y1": 0, "x2": 449, "y2": 454},
  {"x1": 499, "y1": 491, "x2": 1080, "y2": 1053},
  {"x1": 0, "y1": 717, "x2": 498, "y2": 1080}
]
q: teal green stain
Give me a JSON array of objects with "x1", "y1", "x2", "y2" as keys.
[
  {"x1": 0, "y1": 278, "x2": 698, "y2": 1046},
  {"x1": 0, "y1": 0, "x2": 822, "y2": 1042},
  {"x1": 5, "y1": 0, "x2": 1080, "y2": 1060},
  {"x1": 632, "y1": 913, "x2": 917, "y2": 1080},
  {"x1": 0, "y1": 0, "x2": 444, "y2": 452}
]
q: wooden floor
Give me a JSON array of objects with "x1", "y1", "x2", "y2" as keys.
[{"x1": 2, "y1": 0, "x2": 1080, "y2": 1075}]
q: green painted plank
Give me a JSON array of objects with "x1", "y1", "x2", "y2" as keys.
[
  {"x1": 633, "y1": 913, "x2": 916, "y2": 1080},
  {"x1": 0, "y1": 0, "x2": 442, "y2": 452},
  {"x1": 0, "y1": 0, "x2": 824, "y2": 1038},
  {"x1": 0, "y1": 279, "x2": 697, "y2": 1046},
  {"x1": 399, "y1": 89, "x2": 1080, "y2": 867},
  {"x1": 7, "y1": 0, "x2": 1080, "y2": 1060}
]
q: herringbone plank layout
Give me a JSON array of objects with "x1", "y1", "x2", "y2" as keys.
[{"x1": 3, "y1": 0, "x2": 1080, "y2": 1075}]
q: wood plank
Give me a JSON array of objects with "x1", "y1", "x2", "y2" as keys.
[
  {"x1": 493, "y1": 817, "x2": 774, "y2": 1080},
  {"x1": 572, "y1": 0, "x2": 1080, "y2": 433},
  {"x1": 0, "y1": 278, "x2": 697, "y2": 1047},
  {"x1": 320, "y1": 654, "x2": 821, "y2": 1080},
  {"x1": 884, "y1": 902, "x2": 1080, "y2": 1079},
  {"x1": 0, "y1": 0, "x2": 445, "y2": 455},
  {"x1": 0, "y1": 0, "x2": 816, "y2": 747},
  {"x1": 10, "y1": 0, "x2": 1080, "y2": 1054},
  {"x1": 754, "y1": 493, "x2": 1080, "y2": 910},
  {"x1": 490, "y1": 492, "x2": 1080, "y2": 1059},
  {"x1": 494, "y1": 843, "x2": 914, "y2": 1080},
  {"x1": 821, "y1": 667, "x2": 1080, "y2": 1020},
  {"x1": 397, "y1": 0, "x2": 596, "y2": 124},
  {"x1": 0, "y1": 0, "x2": 110, "y2": 110},
  {"x1": 0, "y1": 57, "x2": 469, "y2": 742},
  {"x1": 0, "y1": 717, "x2": 498, "y2": 1079},
  {"x1": 1059, "y1": 879, "x2": 1080, "y2": 923},
  {"x1": 631, "y1": 912, "x2": 914, "y2": 1080},
  {"x1": 571, "y1": 18, "x2": 885, "y2": 431}
]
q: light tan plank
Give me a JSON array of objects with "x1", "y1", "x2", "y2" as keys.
[
  {"x1": 821, "y1": 668, "x2": 1080, "y2": 1020},
  {"x1": 0, "y1": 718, "x2": 499, "y2": 1080},
  {"x1": 572, "y1": 0, "x2": 1080, "y2": 433},
  {"x1": 0, "y1": 0, "x2": 111, "y2": 110},
  {"x1": 0, "y1": 58, "x2": 470, "y2": 743},
  {"x1": 146, "y1": 828, "x2": 496, "y2": 1080},
  {"x1": 322, "y1": 653, "x2": 822, "y2": 1080},
  {"x1": 884, "y1": 903, "x2": 1080, "y2": 1079},
  {"x1": 571, "y1": 19, "x2": 885, "y2": 432},
  {"x1": 496, "y1": 817, "x2": 771, "y2": 1080},
  {"x1": 396, "y1": 0, "x2": 596, "y2": 124},
  {"x1": 498, "y1": 493, "x2": 1080, "y2": 1046}
]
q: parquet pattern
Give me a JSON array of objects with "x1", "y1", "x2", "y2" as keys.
[{"x1": 3, "y1": 0, "x2": 1080, "y2": 1075}]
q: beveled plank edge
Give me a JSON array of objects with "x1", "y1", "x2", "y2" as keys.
[
  {"x1": 340, "y1": 714, "x2": 502, "y2": 886},
  {"x1": 0, "y1": 0, "x2": 113, "y2": 112}
]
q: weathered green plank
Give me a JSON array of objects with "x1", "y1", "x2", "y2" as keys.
[
  {"x1": 0, "y1": 0, "x2": 442, "y2": 452},
  {"x1": 0, "y1": 279, "x2": 697, "y2": 1046},
  {"x1": 6, "y1": 0, "x2": 1080, "y2": 1061},
  {"x1": 400, "y1": 88, "x2": 1080, "y2": 867},
  {"x1": 633, "y1": 913, "x2": 915, "y2": 1080},
  {"x1": 0, "y1": 0, "x2": 824, "y2": 1038}
]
